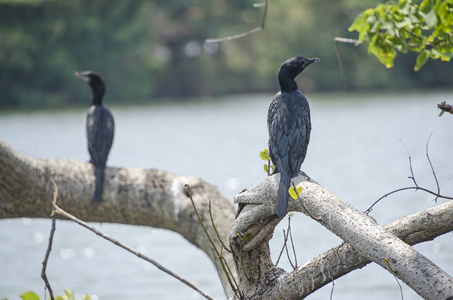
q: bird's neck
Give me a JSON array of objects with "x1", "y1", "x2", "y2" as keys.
[
  {"x1": 278, "y1": 72, "x2": 299, "y2": 92},
  {"x1": 90, "y1": 85, "x2": 105, "y2": 106}
]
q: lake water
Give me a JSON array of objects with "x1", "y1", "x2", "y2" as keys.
[{"x1": 1, "y1": 91, "x2": 452, "y2": 300}]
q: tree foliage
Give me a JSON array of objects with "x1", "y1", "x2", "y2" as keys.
[
  {"x1": 349, "y1": 0, "x2": 453, "y2": 70},
  {"x1": 0, "y1": 0, "x2": 452, "y2": 109}
]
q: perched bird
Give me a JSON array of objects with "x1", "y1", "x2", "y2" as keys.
[
  {"x1": 75, "y1": 71, "x2": 114, "y2": 203},
  {"x1": 267, "y1": 56, "x2": 320, "y2": 216}
]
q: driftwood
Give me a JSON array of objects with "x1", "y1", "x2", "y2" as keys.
[{"x1": 1, "y1": 139, "x2": 452, "y2": 299}]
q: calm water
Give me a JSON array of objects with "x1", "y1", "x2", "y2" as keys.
[{"x1": 1, "y1": 92, "x2": 452, "y2": 300}]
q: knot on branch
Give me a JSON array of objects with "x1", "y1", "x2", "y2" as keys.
[{"x1": 234, "y1": 172, "x2": 315, "y2": 217}]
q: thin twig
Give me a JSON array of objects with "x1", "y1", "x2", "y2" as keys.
[
  {"x1": 329, "y1": 280, "x2": 335, "y2": 300},
  {"x1": 291, "y1": 181, "x2": 321, "y2": 221},
  {"x1": 283, "y1": 230, "x2": 296, "y2": 269},
  {"x1": 334, "y1": 37, "x2": 363, "y2": 91},
  {"x1": 399, "y1": 140, "x2": 418, "y2": 187},
  {"x1": 53, "y1": 199, "x2": 215, "y2": 300},
  {"x1": 185, "y1": 185, "x2": 241, "y2": 298},
  {"x1": 394, "y1": 275, "x2": 405, "y2": 300},
  {"x1": 208, "y1": 202, "x2": 231, "y2": 253},
  {"x1": 275, "y1": 229, "x2": 289, "y2": 267},
  {"x1": 41, "y1": 178, "x2": 58, "y2": 300},
  {"x1": 364, "y1": 186, "x2": 453, "y2": 214},
  {"x1": 288, "y1": 219, "x2": 297, "y2": 268},
  {"x1": 205, "y1": 0, "x2": 268, "y2": 43},
  {"x1": 334, "y1": 39, "x2": 348, "y2": 91},
  {"x1": 426, "y1": 133, "x2": 440, "y2": 202}
]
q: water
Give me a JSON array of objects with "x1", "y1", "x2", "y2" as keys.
[{"x1": 1, "y1": 91, "x2": 452, "y2": 300}]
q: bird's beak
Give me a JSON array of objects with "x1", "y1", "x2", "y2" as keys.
[
  {"x1": 307, "y1": 58, "x2": 320, "y2": 65},
  {"x1": 74, "y1": 71, "x2": 89, "y2": 82}
]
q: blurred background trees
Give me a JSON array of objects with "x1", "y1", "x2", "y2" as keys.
[{"x1": 1, "y1": 0, "x2": 452, "y2": 109}]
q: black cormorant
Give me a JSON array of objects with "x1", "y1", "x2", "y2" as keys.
[
  {"x1": 75, "y1": 71, "x2": 114, "y2": 203},
  {"x1": 267, "y1": 56, "x2": 319, "y2": 216}
]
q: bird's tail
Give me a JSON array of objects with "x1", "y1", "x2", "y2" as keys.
[
  {"x1": 276, "y1": 172, "x2": 291, "y2": 217},
  {"x1": 93, "y1": 166, "x2": 105, "y2": 203}
]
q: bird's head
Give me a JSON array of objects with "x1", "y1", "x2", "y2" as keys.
[
  {"x1": 278, "y1": 56, "x2": 320, "y2": 91},
  {"x1": 280, "y1": 56, "x2": 320, "y2": 78},
  {"x1": 75, "y1": 71, "x2": 103, "y2": 86},
  {"x1": 75, "y1": 71, "x2": 105, "y2": 103}
]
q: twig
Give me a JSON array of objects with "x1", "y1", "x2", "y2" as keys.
[
  {"x1": 364, "y1": 186, "x2": 453, "y2": 214},
  {"x1": 399, "y1": 140, "x2": 418, "y2": 187},
  {"x1": 185, "y1": 185, "x2": 241, "y2": 298},
  {"x1": 52, "y1": 195, "x2": 216, "y2": 300},
  {"x1": 208, "y1": 202, "x2": 231, "y2": 253},
  {"x1": 426, "y1": 133, "x2": 440, "y2": 202},
  {"x1": 334, "y1": 37, "x2": 363, "y2": 91},
  {"x1": 329, "y1": 279, "x2": 335, "y2": 300},
  {"x1": 283, "y1": 230, "x2": 296, "y2": 269},
  {"x1": 291, "y1": 181, "x2": 321, "y2": 221},
  {"x1": 394, "y1": 275, "x2": 405, "y2": 300},
  {"x1": 41, "y1": 178, "x2": 58, "y2": 300},
  {"x1": 275, "y1": 228, "x2": 289, "y2": 267},
  {"x1": 205, "y1": 0, "x2": 268, "y2": 43},
  {"x1": 288, "y1": 219, "x2": 297, "y2": 268},
  {"x1": 365, "y1": 136, "x2": 452, "y2": 214}
]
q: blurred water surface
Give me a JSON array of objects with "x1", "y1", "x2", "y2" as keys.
[{"x1": 1, "y1": 91, "x2": 452, "y2": 300}]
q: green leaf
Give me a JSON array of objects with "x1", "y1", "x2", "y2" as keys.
[
  {"x1": 419, "y1": 0, "x2": 438, "y2": 27},
  {"x1": 63, "y1": 290, "x2": 74, "y2": 300},
  {"x1": 244, "y1": 232, "x2": 253, "y2": 242},
  {"x1": 414, "y1": 49, "x2": 430, "y2": 70},
  {"x1": 19, "y1": 292, "x2": 40, "y2": 300},
  {"x1": 263, "y1": 164, "x2": 269, "y2": 174},
  {"x1": 398, "y1": 0, "x2": 411, "y2": 15},
  {"x1": 259, "y1": 149, "x2": 270, "y2": 161},
  {"x1": 288, "y1": 186, "x2": 303, "y2": 200}
]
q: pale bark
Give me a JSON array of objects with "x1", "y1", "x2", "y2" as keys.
[
  {"x1": 233, "y1": 174, "x2": 453, "y2": 300},
  {"x1": 0, "y1": 140, "x2": 237, "y2": 298},
  {"x1": 1, "y1": 140, "x2": 452, "y2": 300}
]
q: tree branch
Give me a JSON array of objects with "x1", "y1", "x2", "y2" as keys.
[
  {"x1": 2, "y1": 140, "x2": 452, "y2": 299},
  {"x1": 0, "y1": 140, "x2": 237, "y2": 298},
  {"x1": 234, "y1": 174, "x2": 453, "y2": 299}
]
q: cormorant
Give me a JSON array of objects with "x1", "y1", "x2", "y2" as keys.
[
  {"x1": 75, "y1": 71, "x2": 114, "y2": 203},
  {"x1": 267, "y1": 56, "x2": 320, "y2": 216}
]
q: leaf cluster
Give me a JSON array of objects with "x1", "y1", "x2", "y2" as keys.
[
  {"x1": 15, "y1": 290, "x2": 89, "y2": 300},
  {"x1": 349, "y1": 0, "x2": 453, "y2": 70}
]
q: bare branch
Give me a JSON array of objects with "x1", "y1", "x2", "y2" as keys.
[
  {"x1": 205, "y1": 0, "x2": 268, "y2": 43},
  {"x1": 334, "y1": 37, "x2": 363, "y2": 91},
  {"x1": 41, "y1": 178, "x2": 58, "y2": 300},
  {"x1": 426, "y1": 133, "x2": 440, "y2": 202},
  {"x1": 234, "y1": 174, "x2": 453, "y2": 299},
  {"x1": 52, "y1": 196, "x2": 216, "y2": 300}
]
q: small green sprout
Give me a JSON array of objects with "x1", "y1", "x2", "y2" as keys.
[{"x1": 259, "y1": 148, "x2": 275, "y2": 176}]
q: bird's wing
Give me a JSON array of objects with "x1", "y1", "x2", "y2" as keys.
[
  {"x1": 86, "y1": 105, "x2": 114, "y2": 167},
  {"x1": 288, "y1": 95, "x2": 311, "y2": 176},
  {"x1": 268, "y1": 93, "x2": 291, "y2": 174}
]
